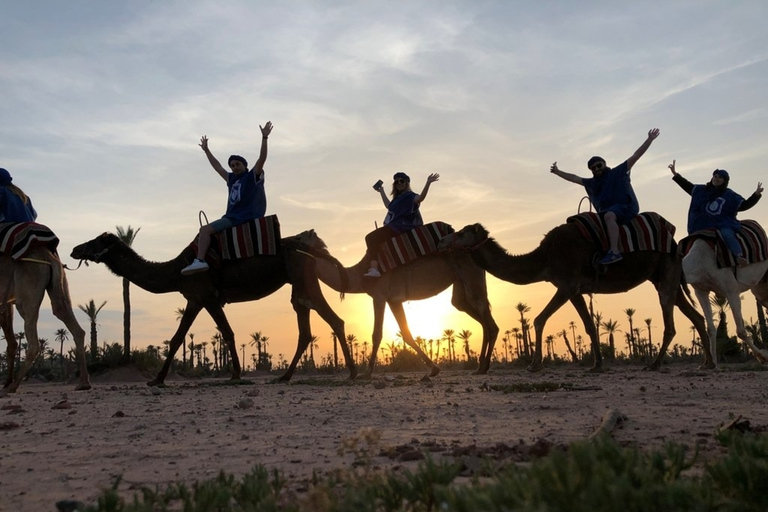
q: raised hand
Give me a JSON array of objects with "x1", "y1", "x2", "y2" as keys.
[
  {"x1": 668, "y1": 159, "x2": 677, "y2": 175},
  {"x1": 260, "y1": 121, "x2": 273, "y2": 139},
  {"x1": 199, "y1": 135, "x2": 210, "y2": 151}
]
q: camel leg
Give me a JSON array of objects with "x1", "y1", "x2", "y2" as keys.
[
  {"x1": 278, "y1": 301, "x2": 314, "y2": 382},
  {"x1": 1, "y1": 302, "x2": 15, "y2": 389},
  {"x1": 694, "y1": 288, "x2": 719, "y2": 364},
  {"x1": 362, "y1": 299, "x2": 388, "y2": 379},
  {"x1": 149, "y1": 301, "x2": 202, "y2": 386},
  {"x1": 730, "y1": 293, "x2": 768, "y2": 363},
  {"x1": 652, "y1": 288, "x2": 713, "y2": 370},
  {"x1": 451, "y1": 280, "x2": 499, "y2": 375},
  {"x1": 205, "y1": 304, "x2": 241, "y2": 380},
  {"x1": 387, "y1": 301, "x2": 440, "y2": 378},
  {"x1": 293, "y1": 270, "x2": 356, "y2": 379},
  {"x1": 570, "y1": 294, "x2": 603, "y2": 372},
  {"x1": 9, "y1": 295, "x2": 43, "y2": 393},
  {"x1": 530, "y1": 288, "x2": 572, "y2": 372},
  {"x1": 641, "y1": 264, "x2": 678, "y2": 372},
  {"x1": 48, "y1": 265, "x2": 91, "y2": 390}
]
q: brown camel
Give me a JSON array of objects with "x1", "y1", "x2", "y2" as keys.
[
  {"x1": 70, "y1": 231, "x2": 355, "y2": 385},
  {"x1": 1, "y1": 247, "x2": 91, "y2": 393},
  {"x1": 301, "y1": 230, "x2": 499, "y2": 378},
  {"x1": 437, "y1": 223, "x2": 713, "y2": 372}
]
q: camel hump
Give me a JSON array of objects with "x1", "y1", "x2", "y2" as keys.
[
  {"x1": 377, "y1": 221, "x2": 454, "y2": 273},
  {"x1": 566, "y1": 212, "x2": 676, "y2": 255},
  {"x1": 681, "y1": 220, "x2": 768, "y2": 268},
  {"x1": 0, "y1": 221, "x2": 60, "y2": 260}
]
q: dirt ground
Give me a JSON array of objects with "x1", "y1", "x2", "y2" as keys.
[{"x1": 1, "y1": 362, "x2": 767, "y2": 511}]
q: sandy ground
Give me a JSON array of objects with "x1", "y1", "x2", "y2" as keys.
[{"x1": 1, "y1": 362, "x2": 768, "y2": 511}]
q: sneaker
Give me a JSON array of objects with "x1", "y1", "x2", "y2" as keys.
[
  {"x1": 737, "y1": 256, "x2": 749, "y2": 267},
  {"x1": 363, "y1": 267, "x2": 381, "y2": 277},
  {"x1": 181, "y1": 259, "x2": 209, "y2": 275},
  {"x1": 598, "y1": 251, "x2": 623, "y2": 265}
]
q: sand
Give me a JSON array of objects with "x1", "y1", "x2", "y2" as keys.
[{"x1": 1, "y1": 362, "x2": 767, "y2": 511}]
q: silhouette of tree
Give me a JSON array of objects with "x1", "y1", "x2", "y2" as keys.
[
  {"x1": 77, "y1": 299, "x2": 107, "y2": 362},
  {"x1": 516, "y1": 303, "x2": 531, "y2": 357},
  {"x1": 115, "y1": 225, "x2": 140, "y2": 361}
]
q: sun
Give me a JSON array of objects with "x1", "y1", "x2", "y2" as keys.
[{"x1": 382, "y1": 289, "x2": 456, "y2": 342}]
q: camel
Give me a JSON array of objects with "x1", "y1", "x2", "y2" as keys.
[
  {"x1": 70, "y1": 231, "x2": 356, "y2": 386},
  {"x1": 300, "y1": 230, "x2": 499, "y2": 378},
  {"x1": 437, "y1": 222, "x2": 713, "y2": 372},
  {"x1": 682, "y1": 239, "x2": 768, "y2": 364},
  {"x1": 1, "y1": 247, "x2": 91, "y2": 393}
]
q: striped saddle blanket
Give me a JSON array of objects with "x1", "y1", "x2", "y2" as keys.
[
  {"x1": 679, "y1": 220, "x2": 768, "y2": 269},
  {"x1": 377, "y1": 221, "x2": 454, "y2": 273},
  {"x1": 0, "y1": 222, "x2": 59, "y2": 260},
  {"x1": 567, "y1": 212, "x2": 677, "y2": 254},
  {"x1": 190, "y1": 215, "x2": 281, "y2": 263}
]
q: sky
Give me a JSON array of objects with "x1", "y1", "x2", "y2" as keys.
[{"x1": 3, "y1": 0, "x2": 768, "y2": 367}]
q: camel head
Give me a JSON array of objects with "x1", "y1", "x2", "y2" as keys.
[
  {"x1": 291, "y1": 229, "x2": 325, "y2": 251},
  {"x1": 437, "y1": 223, "x2": 489, "y2": 252},
  {"x1": 71, "y1": 232, "x2": 122, "y2": 263}
]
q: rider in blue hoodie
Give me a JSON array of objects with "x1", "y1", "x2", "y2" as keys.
[
  {"x1": 669, "y1": 160, "x2": 763, "y2": 266},
  {"x1": 0, "y1": 168, "x2": 37, "y2": 223}
]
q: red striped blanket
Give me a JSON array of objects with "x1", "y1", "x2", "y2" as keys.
[
  {"x1": 190, "y1": 215, "x2": 281, "y2": 264},
  {"x1": 679, "y1": 220, "x2": 768, "y2": 269},
  {"x1": 0, "y1": 222, "x2": 59, "y2": 260},
  {"x1": 377, "y1": 222, "x2": 454, "y2": 273},
  {"x1": 566, "y1": 212, "x2": 676, "y2": 254}
]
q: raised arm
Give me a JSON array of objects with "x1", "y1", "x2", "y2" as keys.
[
  {"x1": 415, "y1": 173, "x2": 440, "y2": 204},
  {"x1": 199, "y1": 136, "x2": 228, "y2": 181},
  {"x1": 740, "y1": 182, "x2": 764, "y2": 211},
  {"x1": 550, "y1": 162, "x2": 583, "y2": 185},
  {"x1": 669, "y1": 160, "x2": 694, "y2": 195},
  {"x1": 374, "y1": 182, "x2": 391, "y2": 207},
  {"x1": 626, "y1": 128, "x2": 660, "y2": 169},
  {"x1": 251, "y1": 121, "x2": 273, "y2": 179}
]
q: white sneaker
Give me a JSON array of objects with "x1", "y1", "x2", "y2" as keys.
[
  {"x1": 363, "y1": 267, "x2": 381, "y2": 277},
  {"x1": 181, "y1": 259, "x2": 209, "y2": 275}
]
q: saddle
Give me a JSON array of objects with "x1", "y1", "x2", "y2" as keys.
[
  {"x1": 679, "y1": 220, "x2": 768, "y2": 269},
  {"x1": 189, "y1": 215, "x2": 281, "y2": 266},
  {"x1": 376, "y1": 221, "x2": 454, "y2": 273},
  {"x1": 566, "y1": 212, "x2": 677, "y2": 254},
  {"x1": 0, "y1": 222, "x2": 60, "y2": 260}
]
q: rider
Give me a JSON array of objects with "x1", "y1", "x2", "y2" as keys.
[
  {"x1": 550, "y1": 128, "x2": 660, "y2": 264},
  {"x1": 181, "y1": 122, "x2": 273, "y2": 275},
  {"x1": 668, "y1": 160, "x2": 763, "y2": 267},
  {"x1": 0, "y1": 168, "x2": 37, "y2": 223},
  {"x1": 363, "y1": 172, "x2": 440, "y2": 277}
]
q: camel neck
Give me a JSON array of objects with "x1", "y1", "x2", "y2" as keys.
[
  {"x1": 470, "y1": 240, "x2": 547, "y2": 285},
  {"x1": 100, "y1": 243, "x2": 186, "y2": 294}
]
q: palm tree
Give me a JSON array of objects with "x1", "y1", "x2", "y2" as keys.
[
  {"x1": 593, "y1": 311, "x2": 603, "y2": 348},
  {"x1": 545, "y1": 334, "x2": 555, "y2": 359},
  {"x1": 644, "y1": 318, "x2": 653, "y2": 357},
  {"x1": 510, "y1": 327, "x2": 521, "y2": 357},
  {"x1": 516, "y1": 303, "x2": 531, "y2": 357},
  {"x1": 756, "y1": 298, "x2": 768, "y2": 349},
  {"x1": 55, "y1": 328, "x2": 69, "y2": 371},
  {"x1": 188, "y1": 334, "x2": 195, "y2": 368},
  {"x1": 175, "y1": 307, "x2": 187, "y2": 366},
  {"x1": 249, "y1": 331, "x2": 263, "y2": 368},
  {"x1": 78, "y1": 299, "x2": 107, "y2": 363},
  {"x1": 503, "y1": 329, "x2": 512, "y2": 362},
  {"x1": 309, "y1": 335, "x2": 319, "y2": 363},
  {"x1": 240, "y1": 343, "x2": 247, "y2": 369},
  {"x1": 115, "y1": 225, "x2": 140, "y2": 361},
  {"x1": 346, "y1": 334, "x2": 358, "y2": 364},
  {"x1": 441, "y1": 329, "x2": 455, "y2": 363},
  {"x1": 624, "y1": 308, "x2": 636, "y2": 357},
  {"x1": 458, "y1": 329, "x2": 473, "y2": 362},
  {"x1": 601, "y1": 319, "x2": 620, "y2": 360}
]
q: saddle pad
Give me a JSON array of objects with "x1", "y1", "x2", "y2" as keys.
[
  {"x1": 679, "y1": 220, "x2": 768, "y2": 269},
  {"x1": 377, "y1": 221, "x2": 454, "y2": 273},
  {"x1": 190, "y1": 215, "x2": 281, "y2": 263},
  {"x1": 0, "y1": 222, "x2": 59, "y2": 260},
  {"x1": 566, "y1": 212, "x2": 677, "y2": 254}
]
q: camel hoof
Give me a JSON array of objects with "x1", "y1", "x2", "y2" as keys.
[
  {"x1": 357, "y1": 372, "x2": 373, "y2": 381},
  {"x1": 526, "y1": 363, "x2": 544, "y2": 373},
  {"x1": 587, "y1": 366, "x2": 605, "y2": 374},
  {"x1": 698, "y1": 362, "x2": 717, "y2": 370},
  {"x1": 146, "y1": 379, "x2": 162, "y2": 387},
  {"x1": 429, "y1": 366, "x2": 441, "y2": 377},
  {"x1": 74, "y1": 383, "x2": 92, "y2": 391}
]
